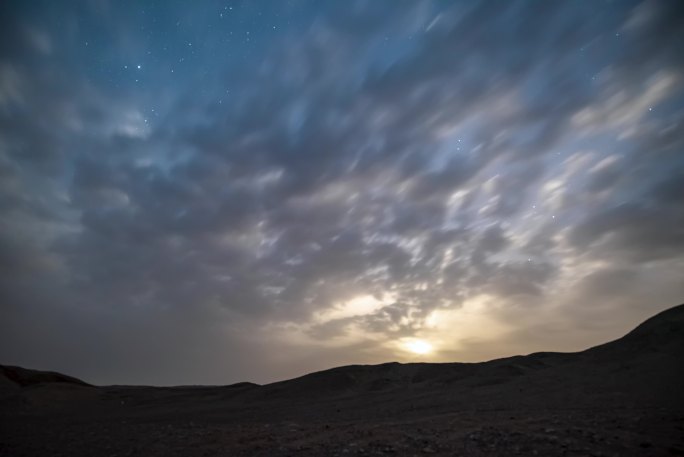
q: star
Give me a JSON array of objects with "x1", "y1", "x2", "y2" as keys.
[{"x1": 137, "y1": 65, "x2": 141, "y2": 69}]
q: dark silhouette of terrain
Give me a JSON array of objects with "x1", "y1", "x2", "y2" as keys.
[
  {"x1": 2, "y1": 304, "x2": 683, "y2": 456},
  {"x1": 1, "y1": 365, "x2": 92, "y2": 388}
]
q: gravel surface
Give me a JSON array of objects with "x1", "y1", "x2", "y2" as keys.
[{"x1": 2, "y1": 304, "x2": 683, "y2": 456}]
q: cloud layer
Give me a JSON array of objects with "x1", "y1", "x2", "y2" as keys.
[{"x1": 1, "y1": 0, "x2": 683, "y2": 385}]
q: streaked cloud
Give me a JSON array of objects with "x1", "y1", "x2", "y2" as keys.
[{"x1": 0, "y1": 0, "x2": 682, "y2": 385}]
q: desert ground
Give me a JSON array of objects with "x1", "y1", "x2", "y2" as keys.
[{"x1": 2, "y1": 304, "x2": 683, "y2": 456}]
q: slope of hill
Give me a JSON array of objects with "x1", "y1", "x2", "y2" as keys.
[
  {"x1": 1, "y1": 303, "x2": 683, "y2": 456},
  {"x1": 0, "y1": 365, "x2": 91, "y2": 388},
  {"x1": 245, "y1": 303, "x2": 684, "y2": 409}
]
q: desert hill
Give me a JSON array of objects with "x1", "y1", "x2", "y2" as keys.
[
  {"x1": 0, "y1": 365, "x2": 92, "y2": 389},
  {"x1": 1, "y1": 303, "x2": 683, "y2": 456},
  {"x1": 247, "y1": 303, "x2": 684, "y2": 407}
]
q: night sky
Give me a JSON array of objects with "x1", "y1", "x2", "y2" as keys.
[{"x1": 1, "y1": 0, "x2": 683, "y2": 386}]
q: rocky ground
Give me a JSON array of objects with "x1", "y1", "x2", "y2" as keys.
[
  {"x1": 2, "y1": 304, "x2": 683, "y2": 456},
  {"x1": 2, "y1": 406, "x2": 683, "y2": 456}
]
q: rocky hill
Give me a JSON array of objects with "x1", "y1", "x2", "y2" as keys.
[{"x1": 1, "y1": 303, "x2": 683, "y2": 456}]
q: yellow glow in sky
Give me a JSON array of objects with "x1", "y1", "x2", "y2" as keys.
[
  {"x1": 403, "y1": 339, "x2": 433, "y2": 355},
  {"x1": 313, "y1": 293, "x2": 395, "y2": 322}
]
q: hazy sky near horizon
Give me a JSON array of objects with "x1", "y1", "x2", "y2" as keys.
[{"x1": 1, "y1": 0, "x2": 683, "y2": 386}]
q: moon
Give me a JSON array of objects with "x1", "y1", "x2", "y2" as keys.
[{"x1": 404, "y1": 339, "x2": 433, "y2": 355}]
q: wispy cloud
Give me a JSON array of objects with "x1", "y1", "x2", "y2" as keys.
[{"x1": 0, "y1": 0, "x2": 683, "y2": 385}]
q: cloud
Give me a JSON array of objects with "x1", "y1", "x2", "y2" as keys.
[{"x1": 0, "y1": 0, "x2": 683, "y2": 385}]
